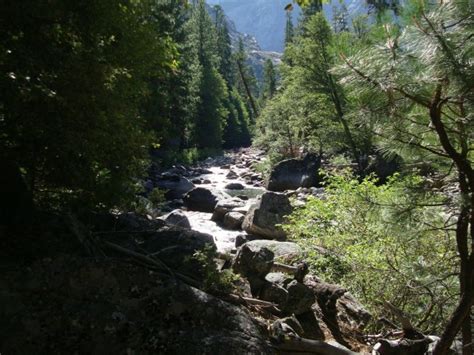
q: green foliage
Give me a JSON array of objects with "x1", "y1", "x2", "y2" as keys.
[
  {"x1": 193, "y1": 245, "x2": 239, "y2": 295},
  {"x1": 256, "y1": 12, "x2": 371, "y2": 165},
  {"x1": 148, "y1": 188, "x2": 167, "y2": 208},
  {"x1": 262, "y1": 59, "x2": 277, "y2": 101},
  {"x1": 285, "y1": 171, "x2": 458, "y2": 332},
  {"x1": 0, "y1": 0, "x2": 180, "y2": 209}
]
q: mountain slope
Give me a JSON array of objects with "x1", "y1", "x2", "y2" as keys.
[{"x1": 206, "y1": 0, "x2": 368, "y2": 52}]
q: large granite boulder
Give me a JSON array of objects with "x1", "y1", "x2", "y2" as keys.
[
  {"x1": 233, "y1": 244, "x2": 274, "y2": 295},
  {"x1": 242, "y1": 192, "x2": 292, "y2": 240},
  {"x1": 259, "y1": 276, "x2": 315, "y2": 315},
  {"x1": 267, "y1": 153, "x2": 321, "y2": 192},
  {"x1": 223, "y1": 212, "x2": 245, "y2": 230},
  {"x1": 211, "y1": 198, "x2": 246, "y2": 222},
  {"x1": 183, "y1": 187, "x2": 230, "y2": 213},
  {"x1": 155, "y1": 174, "x2": 195, "y2": 199},
  {"x1": 225, "y1": 182, "x2": 245, "y2": 190},
  {"x1": 160, "y1": 209, "x2": 191, "y2": 229},
  {"x1": 0, "y1": 258, "x2": 272, "y2": 354},
  {"x1": 243, "y1": 240, "x2": 303, "y2": 264}
]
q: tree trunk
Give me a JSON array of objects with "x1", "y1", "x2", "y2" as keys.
[
  {"x1": 430, "y1": 93, "x2": 474, "y2": 355},
  {"x1": 236, "y1": 60, "x2": 258, "y2": 118}
]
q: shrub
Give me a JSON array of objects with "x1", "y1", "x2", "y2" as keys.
[{"x1": 285, "y1": 170, "x2": 458, "y2": 333}]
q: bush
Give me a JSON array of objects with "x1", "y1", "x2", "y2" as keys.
[
  {"x1": 193, "y1": 245, "x2": 239, "y2": 295},
  {"x1": 285, "y1": 170, "x2": 458, "y2": 333}
]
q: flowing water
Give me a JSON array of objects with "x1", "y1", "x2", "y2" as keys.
[{"x1": 181, "y1": 155, "x2": 266, "y2": 252}]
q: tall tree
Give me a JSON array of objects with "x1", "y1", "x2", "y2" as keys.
[
  {"x1": 0, "y1": 0, "x2": 177, "y2": 208},
  {"x1": 262, "y1": 59, "x2": 277, "y2": 101},
  {"x1": 187, "y1": 0, "x2": 227, "y2": 149},
  {"x1": 337, "y1": 1, "x2": 474, "y2": 352},
  {"x1": 289, "y1": 14, "x2": 362, "y2": 166},
  {"x1": 332, "y1": 2, "x2": 349, "y2": 33},
  {"x1": 234, "y1": 38, "x2": 259, "y2": 120},
  {"x1": 213, "y1": 5, "x2": 233, "y2": 86},
  {"x1": 285, "y1": 10, "x2": 295, "y2": 45}
]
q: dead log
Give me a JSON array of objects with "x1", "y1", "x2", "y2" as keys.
[
  {"x1": 276, "y1": 337, "x2": 358, "y2": 355},
  {"x1": 102, "y1": 240, "x2": 202, "y2": 288},
  {"x1": 373, "y1": 337, "x2": 432, "y2": 355}
]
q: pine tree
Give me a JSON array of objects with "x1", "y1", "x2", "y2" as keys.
[
  {"x1": 262, "y1": 59, "x2": 277, "y2": 100},
  {"x1": 285, "y1": 11, "x2": 295, "y2": 45},
  {"x1": 187, "y1": 0, "x2": 227, "y2": 149},
  {"x1": 290, "y1": 13, "x2": 361, "y2": 165},
  {"x1": 302, "y1": 0, "x2": 323, "y2": 19},
  {"x1": 332, "y1": 3, "x2": 349, "y2": 33},
  {"x1": 213, "y1": 5, "x2": 233, "y2": 86},
  {"x1": 0, "y1": 0, "x2": 179, "y2": 208},
  {"x1": 336, "y1": 2, "x2": 474, "y2": 352},
  {"x1": 234, "y1": 38, "x2": 259, "y2": 120}
]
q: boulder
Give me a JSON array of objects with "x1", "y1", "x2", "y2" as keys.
[
  {"x1": 183, "y1": 187, "x2": 230, "y2": 213},
  {"x1": 0, "y1": 258, "x2": 272, "y2": 354},
  {"x1": 260, "y1": 277, "x2": 315, "y2": 315},
  {"x1": 155, "y1": 174, "x2": 195, "y2": 199},
  {"x1": 223, "y1": 212, "x2": 245, "y2": 230},
  {"x1": 364, "y1": 153, "x2": 401, "y2": 183},
  {"x1": 242, "y1": 192, "x2": 292, "y2": 240},
  {"x1": 233, "y1": 244, "x2": 274, "y2": 295},
  {"x1": 284, "y1": 280, "x2": 315, "y2": 315},
  {"x1": 161, "y1": 209, "x2": 191, "y2": 229},
  {"x1": 226, "y1": 170, "x2": 239, "y2": 179},
  {"x1": 305, "y1": 275, "x2": 371, "y2": 334},
  {"x1": 225, "y1": 182, "x2": 245, "y2": 190},
  {"x1": 267, "y1": 153, "x2": 321, "y2": 192},
  {"x1": 211, "y1": 198, "x2": 246, "y2": 222},
  {"x1": 234, "y1": 234, "x2": 260, "y2": 248},
  {"x1": 243, "y1": 240, "x2": 303, "y2": 264},
  {"x1": 233, "y1": 244, "x2": 274, "y2": 281}
]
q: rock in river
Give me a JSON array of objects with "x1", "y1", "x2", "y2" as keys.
[
  {"x1": 242, "y1": 192, "x2": 292, "y2": 240},
  {"x1": 183, "y1": 187, "x2": 230, "y2": 213},
  {"x1": 267, "y1": 153, "x2": 321, "y2": 192}
]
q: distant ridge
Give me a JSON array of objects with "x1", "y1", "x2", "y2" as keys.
[{"x1": 206, "y1": 0, "x2": 369, "y2": 52}]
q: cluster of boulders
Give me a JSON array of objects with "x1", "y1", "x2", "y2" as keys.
[{"x1": 228, "y1": 238, "x2": 371, "y2": 353}]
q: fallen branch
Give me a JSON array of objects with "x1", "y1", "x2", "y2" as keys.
[
  {"x1": 102, "y1": 240, "x2": 202, "y2": 288},
  {"x1": 272, "y1": 262, "x2": 298, "y2": 274}
]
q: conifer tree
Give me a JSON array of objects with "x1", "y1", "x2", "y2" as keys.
[
  {"x1": 285, "y1": 11, "x2": 295, "y2": 45},
  {"x1": 187, "y1": 0, "x2": 227, "y2": 149},
  {"x1": 234, "y1": 38, "x2": 259, "y2": 120},
  {"x1": 262, "y1": 59, "x2": 277, "y2": 101}
]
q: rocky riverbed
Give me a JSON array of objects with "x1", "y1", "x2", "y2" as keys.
[
  {"x1": 3, "y1": 148, "x2": 449, "y2": 354},
  {"x1": 152, "y1": 147, "x2": 325, "y2": 252}
]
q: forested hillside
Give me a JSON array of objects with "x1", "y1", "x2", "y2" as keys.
[{"x1": 1, "y1": 0, "x2": 472, "y2": 354}]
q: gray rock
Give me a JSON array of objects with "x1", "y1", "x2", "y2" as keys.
[
  {"x1": 244, "y1": 240, "x2": 303, "y2": 263},
  {"x1": 183, "y1": 187, "x2": 230, "y2": 213},
  {"x1": 260, "y1": 277, "x2": 315, "y2": 315},
  {"x1": 267, "y1": 153, "x2": 321, "y2": 192},
  {"x1": 226, "y1": 170, "x2": 239, "y2": 179},
  {"x1": 161, "y1": 209, "x2": 191, "y2": 229},
  {"x1": 259, "y1": 281, "x2": 288, "y2": 307},
  {"x1": 234, "y1": 234, "x2": 260, "y2": 248},
  {"x1": 233, "y1": 244, "x2": 274, "y2": 280},
  {"x1": 155, "y1": 174, "x2": 195, "y2": 199},
  {"x1": 284, "y1": 280, "x2": 315, "y2": 315},
  {"x1": 305, "y1": 275, "x2": 372, "y2": 334},
  {"x1": 223, "y1": 212, "x2": 245, "y2": 230},
  {"x1": 225, "y1": 182, "x2": 245, "y2": 190},
  {"x1": 211, "y1": 198, "x2": 246, "y2": 222},
  {"x1": 242, "y1": 192, "x2": 292, "y2": 240}
]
